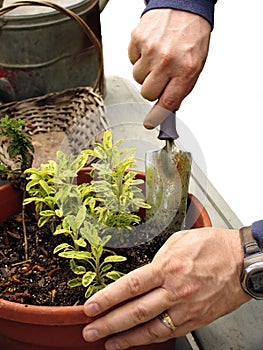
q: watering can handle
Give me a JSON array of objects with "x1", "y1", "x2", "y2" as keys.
[
  {"x1": 0, "y1": 78, "x2": 15, "y2": 103},
  {"x1": 0, "y1": 0, "x2": 104, "y2": 94}
]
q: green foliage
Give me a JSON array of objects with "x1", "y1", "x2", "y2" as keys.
[
  {"x1": 55, "y1": 221, "x2": 126, "y2": 298},
  {"x1": 82, "y1": 130, "x2": 150, "y2": 228},
  {"x1": 23, "y1": 130, "x2": 150, "y2": 298},
  {"x1": 0, "y1": 115, "x2": 34, "y2": 186},
  {"x1": 24, "y1": 151, "x2": 90, "y2": 234}
]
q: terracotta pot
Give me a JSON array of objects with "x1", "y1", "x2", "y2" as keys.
[{"x1": 0, "y1": 170, "x2": 211, "y2": 350}]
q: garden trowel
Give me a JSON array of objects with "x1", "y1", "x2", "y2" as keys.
[{"x1": 145, "y1": 111, "x2": 192, "y2": 236}]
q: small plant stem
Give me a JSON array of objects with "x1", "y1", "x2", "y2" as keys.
[
  {"x1": 116, "y1": 172, "x2": 123, "y2": 199},
  {"x1": 22, "y1": 192, "x2": 29, "y2": 260},
  {"x1": 95, "y1": 254, "x2": 102, "y2": 285},
  {"x1": 11, "y1": 259, "x2": 31, "y2": 267}
]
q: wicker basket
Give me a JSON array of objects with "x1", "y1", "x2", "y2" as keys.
[{"x1": 0, "y1": 0, "x2": 109, "y2": 173}]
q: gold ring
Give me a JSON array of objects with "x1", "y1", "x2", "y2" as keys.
[{"x1": 158, "y1": 311, "x2": 177, "y2": 331}]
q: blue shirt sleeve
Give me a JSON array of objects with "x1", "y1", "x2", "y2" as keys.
[
  {"x1": 252, "y1": 220, "x2": 263, "y2": 249},
  {"x1": 143, "y1": 0, "x2": 217, "y2": 29}
]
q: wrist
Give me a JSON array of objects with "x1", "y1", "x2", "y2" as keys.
[{"x1": 239, "y1": 224, "x2": 263, "y2": 299}]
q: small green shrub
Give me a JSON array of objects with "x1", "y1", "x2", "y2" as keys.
[
  {"x1": 24, "y1": 130, "x2": 150, "y2": 297},
  {"x1": 0, "y1": 115, "x2": 34, "y2": 186}
]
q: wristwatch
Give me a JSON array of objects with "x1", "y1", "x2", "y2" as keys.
[{"x1": 240, "y1": 225, "x2": 263, "y2": 299}]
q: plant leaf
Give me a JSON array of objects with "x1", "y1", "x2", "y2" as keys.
[
  {"x1": 53, "y1": 228, "x2": 72, "y2": 236},
  {"x1": 76, "y1": 205, "x2": 87, "y2": 227},
  {"x1": 70, "y1": 259, "x2": 86, "y2": 274},
  {"x1": 106, "y1": 270, "x2": 126, "y2": 281},
  {"x1": 59, "y1": 251, "x2": 91, "y2": 260},
  {"x1": 74, "y1": 237, "x2": 87, "y2": 248},
  {"x1": 53, "y1": 242, "x2": 71, "y2": 254},
  {"x1": 68, "y1": 277, "x2": 82, "y2": 287},
  {"x1": 38, "y1": 216, "x2": 51, "y2": 227},
  {"x1": 39, "y1": 209, "x2": 56, "y2": 217},
  {"x1": 100, "y1": 263, "x2": 112, "y2": 273},
  {"x1": 104, "y1": 255, "x2": 127, "y2": 263},
  {"x1": 85, "y1": 285, "x2": 97, "y2": 298},
  {"x1": 82, "y1": 271, "x2": 96, "y2": 287},
  {"x1": 39, "y1": 179, "x2": 52, "y2": 195}
]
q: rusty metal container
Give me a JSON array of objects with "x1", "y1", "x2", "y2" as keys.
[{"x1": 0, "y1": 0, "x2": 104, "y2": 102}]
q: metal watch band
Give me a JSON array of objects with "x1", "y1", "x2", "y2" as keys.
[{"x1": 239, "y1": 225, "x2": 261, "y2": 258}]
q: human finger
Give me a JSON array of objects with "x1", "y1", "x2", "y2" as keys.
[
  {"x1": 138, "y1": 67, "x2": 169, "y2": 102},
  {"x1": 103, "y1": 314, "x2": 178, "y2": 350},
  {"x1": 82, "y1": 286, "x2": 176, "y2": 343},
  {"x1": 83, "y1": 263, "x2": 162, "y2": 317},
  {"x1": 157, "y1": 75, "x2": 197, "y2": 111},
  {"x1": 132, "y1": 57, "x2": 152, "y2": 85},
  {"x1": 143, "y1": 105, "x2": 174, "y2": 130},
  {"x1": 95, "y1": 304, "x2": 212, "y2": 350},
  {"x1": 143, "y1": 76, "x2": 197, "y2": 129},
  {"x1": 128, "y1": 35, "x2": 141, "y2": 65},
  {"x1": 102, "y1": 308, "x2": 200, "y2": 350}
]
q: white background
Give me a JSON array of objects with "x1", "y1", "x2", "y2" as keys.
[{"x1": 100, "y1": 0, "x2": 263, "y2": 226}]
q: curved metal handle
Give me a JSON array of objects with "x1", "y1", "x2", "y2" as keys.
[
  {"x1": 0, "y1": 77, "x2": 15, "y2": 103},
  {"x1": 0, "y1": 0, "x2": 104, "y2": 93},
  {"x1": 158, "y1": 111, "x2": 179, "y2": 141}
]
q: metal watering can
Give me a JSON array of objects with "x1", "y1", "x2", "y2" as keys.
[{"x1": 0, "y1": 0, "x2": 106, "y2": 102}]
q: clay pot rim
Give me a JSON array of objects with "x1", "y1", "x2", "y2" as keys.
[{"x1": 0, "y1": 299, "x2": 89, "y2": 324}]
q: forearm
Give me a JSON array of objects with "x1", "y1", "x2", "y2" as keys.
[{"x1": 143, "y1": 0, "x2": 217, "y2": 28}]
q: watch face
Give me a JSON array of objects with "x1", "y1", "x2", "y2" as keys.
[
  {"x1": 244, "y1": 259, "x2": 263, "y2": 298},
  {"x1": 248, "y1": 270, "x2": 263, "y2": 294}
]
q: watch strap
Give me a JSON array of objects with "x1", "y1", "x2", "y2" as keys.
[
  {"x1": 239, "y1": 225, "x2": 261, "y2": 257},
  {"x1": 239, "y1": 225, "x2": 263, "y2": 299}
]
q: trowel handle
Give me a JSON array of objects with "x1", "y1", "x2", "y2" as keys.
[{"x1": 158, "y1": 111, "x2": 179, "y2": 140}]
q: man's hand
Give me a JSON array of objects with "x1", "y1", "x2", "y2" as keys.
[
  {"x1": 128, "y1": 9, "x2": 211, "y2": 129},
  {"x1": 82, "y1": 228, "x2": 250, "y2": 349}
]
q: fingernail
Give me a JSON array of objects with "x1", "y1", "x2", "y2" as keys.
[
  {"x1": 84, "y1": 302, "x2": 101, "y2": 316},
  {"x1": 106, "y1": 341, "x2": 121, "y2": 350},
  {"x1": 83, "y1": 329, "x2": 100, "y2": 342},
  {"x1": 143, "y1": 121, "x2": 154, "y2": 130}
]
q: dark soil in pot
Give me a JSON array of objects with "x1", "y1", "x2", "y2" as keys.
[
  {"x1": 0, "y1": 208, "x2": 179, "y2": 306},
  {"x1": 0, "y1": 209, "x2": 88, "y2": 306},
  {"x1": 0, "y1": 208, "x2": 164, "y2": 306},
  {"x1": 0, "y1": 192, "x2": 210, "y2": 307}
]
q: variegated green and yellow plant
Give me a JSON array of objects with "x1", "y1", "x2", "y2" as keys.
[{"x1": 23, "y1": 130, "x2": 150, "y2": 298}]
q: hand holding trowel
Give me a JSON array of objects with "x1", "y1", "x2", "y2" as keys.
[{"x1": 145, "y1": 111, "x2": 192, "y2": 236}]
